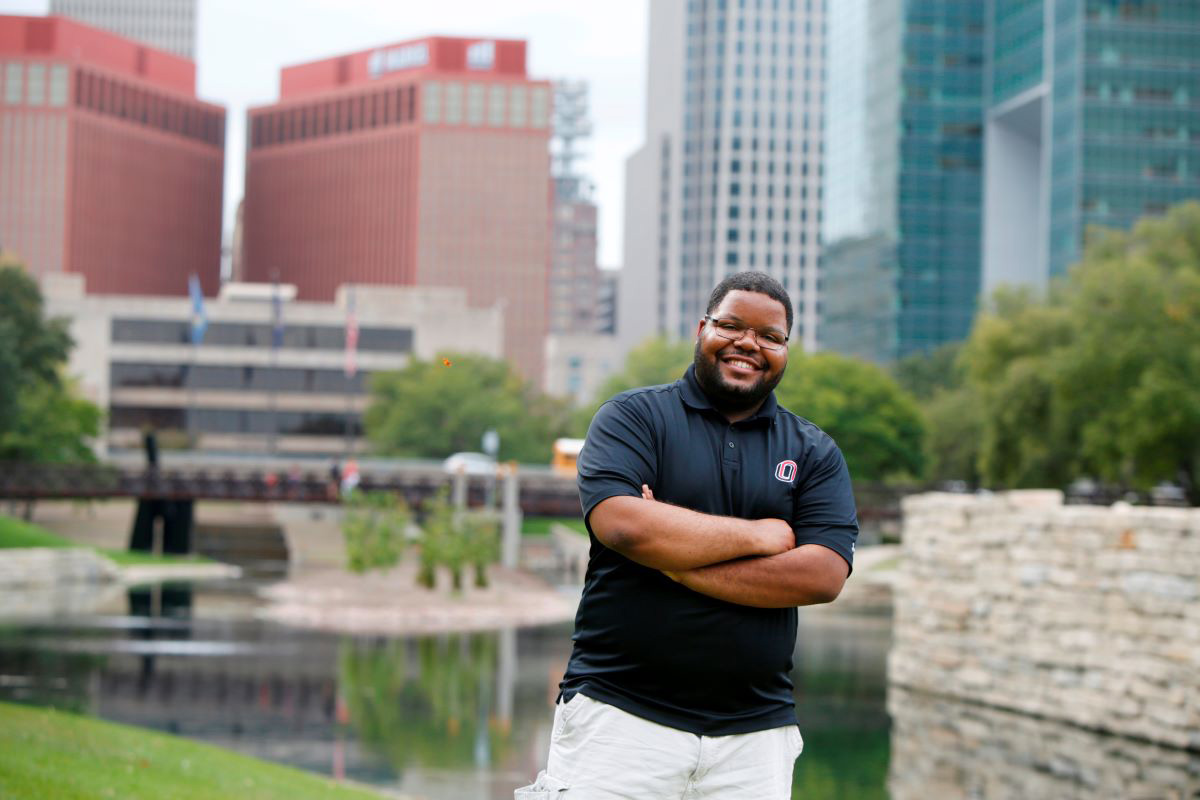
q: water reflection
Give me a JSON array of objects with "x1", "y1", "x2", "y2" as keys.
[
  {"x1": 0, "y1": 581, "x2": 902, "y2": 799},
  {"x1": 338, "y1": 633, "x2": 515, "y2": 773},
  {"x1": 5, "y1": 573, "x2": 1200, "y2": 799},
  {"x1": 793, "y1": 610, "x2": 892, "y2": 799},
  {"x1": 888, "y1": 685, "x2": 1200, "y2": 799}
]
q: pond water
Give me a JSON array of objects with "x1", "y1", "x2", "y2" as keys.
[
  {"x1": 1, "y1": 578, "x2": 1195, "y2": 799},
  {"x1": 0, "y1": 578, "x2": 890, "y2": 799}
]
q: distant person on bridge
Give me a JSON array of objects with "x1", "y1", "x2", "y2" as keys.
[
  {"x1": 521, "y1": 272, "x2": 858, "y2": 799},
  {"x1": 340, "y1": 459, "x2": 360, "y2": 496}
]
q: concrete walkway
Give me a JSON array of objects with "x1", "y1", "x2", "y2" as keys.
[{"x1": 258, "y1": 562, "x2": 578, "y2": 635}]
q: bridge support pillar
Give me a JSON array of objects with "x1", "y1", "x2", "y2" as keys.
[
  {"x1": 501, "y1": 466, "x2": 521, "y2": 568},
  {"x1": 130, "y1": 499, "x2": 194, "y2": 554}
]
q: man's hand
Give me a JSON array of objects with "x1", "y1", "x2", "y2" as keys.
[{"x1": 754, "y1": 518, "x2": 797, "y2": 556}]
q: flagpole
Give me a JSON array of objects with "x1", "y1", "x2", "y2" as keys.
[
  {"x1": 344, "y1": 286, "x2": 358, "y2": 458},
  {"x1": 187, "y1": 274, "x2": 207, "y2": 452},
  {"x1": 188, "y1": 339, "x2": 197, "y2": 449},
  {"x1": 268, "y1": 270, "x2": 280, "y2": 456}
]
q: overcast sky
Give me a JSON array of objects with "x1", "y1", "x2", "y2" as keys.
[{"x1": 3, "y1": 0, "x2": 649, "y2": 266}]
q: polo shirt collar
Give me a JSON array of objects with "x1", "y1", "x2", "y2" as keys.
[{"x1": 679, "y1": 364, "x2": 778, "y2": 424}]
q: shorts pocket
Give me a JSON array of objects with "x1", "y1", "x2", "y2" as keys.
[
  {"x1": 559, "y1": 693, "x2": 587, "y2": 725},
  {"x1": 514, "y1": 770, "x2": 569, "y2": 798},
  {"x1": 788, "y1": 725, "x2": 805, "y2": 758},
  {"x1": 552, "y1": 694, "x2": 584, "y2": 739}
]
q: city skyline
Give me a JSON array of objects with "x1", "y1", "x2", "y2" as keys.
[{"x1": 2, "y1": 0, "x2": 646, "y2": 268}]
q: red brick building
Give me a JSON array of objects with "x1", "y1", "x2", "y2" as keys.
[
  {"x1": 243, "y1": 37, "x2": 551, "y2": 379},
  {"x1": 0, "y1": 15, "x2": 224, "y2": 297}
]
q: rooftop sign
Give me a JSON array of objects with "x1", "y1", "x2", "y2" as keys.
[
  {"x1": 367, "y1": 42, "x2": 429, "y2": 78},
  {"x1": 466, "y1": 40, "x2": 495, "y2": 70}
]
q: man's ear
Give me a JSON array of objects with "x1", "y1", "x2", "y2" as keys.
[{"x1": 695, "y1": 317, "x2": 706, "y2": 339}]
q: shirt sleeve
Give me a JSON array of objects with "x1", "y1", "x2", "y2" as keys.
[
  {"x1": 792, "y1": 443, "x2": 859, "y2": 574},
  {"x1": 577, "y1": 398, "x2": 658, "y2": 527}
]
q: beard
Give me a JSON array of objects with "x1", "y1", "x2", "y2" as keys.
[{"x1": 693, "y1": 339, "x2": 785, "y2": 414}]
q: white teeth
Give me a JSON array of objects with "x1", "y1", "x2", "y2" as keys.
[{"x1": 723, "y1": 357, "x2": 759, "y2": 369}]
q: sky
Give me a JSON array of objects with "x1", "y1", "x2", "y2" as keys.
[{"x1": 2, "y1": 0, "x2": 649, "y2": 266}]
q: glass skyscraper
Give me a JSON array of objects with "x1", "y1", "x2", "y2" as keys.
[
  {"x1": 821, "y1": 0, "x2": 985, "y2": 363},
  {"x1": 984, "y1": 0, "x2": 1200, "y2": 292},
  {"x1": 822, "y1": 0, "x2": 1200, "y2": 363}
]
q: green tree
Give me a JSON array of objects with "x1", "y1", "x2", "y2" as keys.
[
  {"x1": 894, "y1": 342, "x2": 984, "y2": 485},
  {"x1": 961, "y1": 289, "x2": 1076, "y2": 489},
  {"x1": 775, "y1": 352, "x2": 926, "y2": 482},
  {"x1": 0, "y1": 376, "x2": 103, "y2": 463},
  {"x1": 342, "y1": 490, "x2": 410, "y2": 574},
  {"x1": 893, "y1": 341, "x2": 963, "y2": 401},
  {"x1": 571, "y1": 336, "x2": 693, "y2": 434},
  {"x1": 0, "y1": 260, "x2": 100, "y2": 462},
  {"x1": 0, "y1": 259, "x2": 72, "y2": 386},
  {"x1": 962, "y1": 201, "x2": 1200, "y2": 502},
  {"x1": 921, "y1": 383, "x2": 984, "y2": 485},
  {"x1": 364, "y1": 352, "x2": 570, "y2": 463}
]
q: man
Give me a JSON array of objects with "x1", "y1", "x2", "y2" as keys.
[{"x1": 523, "y1": 271, "x2": 858, "y2": 799}]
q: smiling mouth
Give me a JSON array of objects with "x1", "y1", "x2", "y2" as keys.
[{"x1": 720, "y1": 355, "x2": 762, "y2": 372}]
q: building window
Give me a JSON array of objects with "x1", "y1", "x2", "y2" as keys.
[
  {"x1": 530, "y1": 86, "x2": 549, "y2": 128},
  {"x1": 465, "y1": 83, "x2": 485, "y2": 125},
  {"x1": 444, "y1": 82, "x2": 463, "y2": 124},
  {"x1": 424, "y1": 81, "x2": 441, "y2": 123},
  {"x1": 488, "y1": 84, "x2": 505, "y2": 127},
  {"x1": 26, "y1": 63, "x2": 45, "y2": 106},
  {"x1": 509, "y1": 85, "x2": 527, "y2": 126},
  {"x1": 2, "y1": 62, "x2": 21, "y2": 105},
  {"x1": 48, "y1": 65, "x2": 68, "y2": 107}
]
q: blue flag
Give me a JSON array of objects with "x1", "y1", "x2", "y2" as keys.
[{"x1": 188, "y1": 274, "x2": 207, "y2": 346}]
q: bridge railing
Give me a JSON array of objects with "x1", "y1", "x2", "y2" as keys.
[{"x1": 0, "y1": 462, "x2": 585, "y2": 517}]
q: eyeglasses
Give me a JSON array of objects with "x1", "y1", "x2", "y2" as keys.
[{"x1": 704, "y1": 315, "x2": 789, "y2": 351}]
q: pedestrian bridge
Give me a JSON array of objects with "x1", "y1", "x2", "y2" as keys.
[{"x1": 0, "y1": 460, "x2": 582, "y2": 517}]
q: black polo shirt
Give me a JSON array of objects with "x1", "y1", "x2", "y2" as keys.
[{"x1": 559, "y1": 364, "x2": 859, "y2": 735}]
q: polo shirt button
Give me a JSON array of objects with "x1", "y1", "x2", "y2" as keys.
[{"x1": 728, "y1": 442, "x2": 735, "y2": 448}]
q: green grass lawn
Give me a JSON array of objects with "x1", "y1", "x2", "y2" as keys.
[
  {"x1": 522, "y1": 516, "x2": 587, "y2": 536},
  {"x1": 0, "y1": 701, "x2": 383, "y2": 800},
  {"x1": 0, "y1": 515, "x2": 214, "y2": 567}
]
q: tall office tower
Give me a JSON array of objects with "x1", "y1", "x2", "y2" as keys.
[
  {"x1": 549, "y1": 80, "x2": 601, "y2": 335},
  {"x1": 820, "y1": 0, "x2": 984, "y2": 363},
  {"x1": 50, "y1": 0, "x2": 196, "y2": 59},
  {"x1": 243, "y1": 37, "x2": 552, "y2": 380},
  {"x1": 620, "y1": 0, "x2": 826, "y2": 353},
  {"x1": 0, "y1": 15, "x2": 224, "y2": 297},
  {"x1": 983, "y1": 0, "x2": 1200, "y2": 294}
]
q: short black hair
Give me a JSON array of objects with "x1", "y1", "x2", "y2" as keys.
[{"x1": 706, "y1": 271, "x2": 793, "y2": 336}]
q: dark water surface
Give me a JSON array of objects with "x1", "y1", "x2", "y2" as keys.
[
  {"x1": 0, "y1": 579, "x2": 890, "y2": 799},
  {"x1": 3, "y1": 579, "x2": 1194, "y2": 798}
]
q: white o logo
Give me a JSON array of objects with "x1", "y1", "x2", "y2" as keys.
[{"x1": 775, "y1": 460, "x2": 797, "y2": 483}]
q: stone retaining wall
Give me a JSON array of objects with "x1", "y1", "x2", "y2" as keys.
[
  {"x1": 887, "y1": 686, "x2": 1200, "y2": 798},
  {"x1": 889, "y1": 491, "x2": 1200, "y2": 751},
  {"x1": 0, "y1": 547, "x2": 123, "y2": 619},
  {"x1": 0, "y1": 547, "x2": 120, "y2": 587}
]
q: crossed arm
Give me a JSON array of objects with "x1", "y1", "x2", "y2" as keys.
[{"x1": 588, "y1": 486, "x2": 850, "y2": 609}]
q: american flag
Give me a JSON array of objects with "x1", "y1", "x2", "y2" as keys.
[{"x1": 344, "y1": 287, "x2": 359, "y2": 378}]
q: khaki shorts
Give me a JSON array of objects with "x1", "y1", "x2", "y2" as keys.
[{"x1": 517, "y1": 693, "x2": 803, "y2": 799}]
